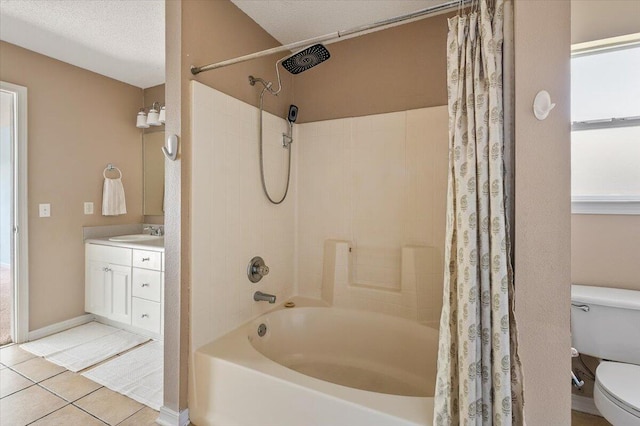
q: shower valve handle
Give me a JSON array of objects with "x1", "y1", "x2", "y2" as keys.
[{"x1": 248, "y1": 256, "x2": 269, "y2": 283}]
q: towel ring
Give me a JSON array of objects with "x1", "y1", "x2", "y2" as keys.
[{"x1": 103, "y1": 164, "x2": 122, "y2": 179}]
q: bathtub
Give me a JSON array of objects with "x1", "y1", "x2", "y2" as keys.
[{"x1": 190, "y1": 301, "x2": 439, "y2": 426}]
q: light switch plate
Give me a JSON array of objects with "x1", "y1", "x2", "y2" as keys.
[
  {"x1": 84, "y1": 202, "x2": 94, "y2": 215},
  {"x1": 39, "y1": 203, "x2": 51, "y2": 217}
]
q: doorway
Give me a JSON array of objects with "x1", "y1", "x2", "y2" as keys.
[{"x1": 1, "y1": 81, "x2": 28, "y2": 345}]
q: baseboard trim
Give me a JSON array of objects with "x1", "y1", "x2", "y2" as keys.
[
  {"x1": 572, "y1": 394, "x2": 601, "y2": 416},
  {"x1": 94, "y1": 315, "x2": 163, "y2": 341},
  {"x1": 27, "y1": 314, "x2": 95, "y2": 341},
  {"x1": 156, "y1": 407, "x2": 190, "y2": 426}
]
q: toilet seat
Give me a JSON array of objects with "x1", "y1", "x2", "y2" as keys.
[{"x1": 595, "y1": 362, "x2": 640, "y2": 425}]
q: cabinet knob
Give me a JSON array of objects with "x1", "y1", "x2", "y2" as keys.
[
  {"x1": 141, "y1": 283, "x2": 150, "y2": 287},
  {"x1": 141, "y1": 257, "x2": 150, "y2": 262},
  {"x1": 103, "y1": 267, "x2": 112, "y2": 272},
  {"x1": 141, "y1": 314, "x2": 149, "y2": 318}
]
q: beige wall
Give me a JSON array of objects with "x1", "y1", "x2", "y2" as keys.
[
  {"x1": 513, "y1": 1, "x2": 572, "y2": 424},
  {"x1": 572, "y1": 215, "x2": 640, "y2": 287},
  {"x1": 184, "y1": 0, "x2": 294, "y2": 118},
  {"x1": 293, "y1": 12, "x2": 452, "y2": 123},
  {"x1": 571, "y1": 0, "x2": 640, "y2": 44},
  {"x1": 570, "y1": 0, "x2": 640, "y2": 293},
  {"x1": 143, "y1": 84, "x2": 165, "y2": 108},
  {"x1": 0, "y1": 41, "x2": 144, "y2": 331}
]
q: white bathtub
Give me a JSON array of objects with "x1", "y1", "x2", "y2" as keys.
[{"x1": 190, "y1": 302, "x2": 439, "y2": 426}]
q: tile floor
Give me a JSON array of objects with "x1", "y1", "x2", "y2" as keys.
[
  {"x1": 3, "y1": 342, "x2": 613, "y2": 426},
  {"x1": 572, "y1": 410, "x2": 612, "y2": 425},
  {"x1": 0, "y1": 344, "x2": 159, "y2": 425}
]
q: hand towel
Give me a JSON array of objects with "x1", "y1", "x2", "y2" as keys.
[{"x1": 102, "y1": 177, "x2": 127, "y2": 216}]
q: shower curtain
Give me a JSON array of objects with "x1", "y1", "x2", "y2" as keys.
[{"x1": 433, "y1": 0, "x2": 524, "y2": 425}]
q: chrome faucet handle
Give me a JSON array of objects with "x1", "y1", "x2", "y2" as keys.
[
  {"x1": 248, "y1": 256, "x2": 269, "y2": 283},
  {"x1": 143, "y1": 225, "x2": 164, "y2": 236}
]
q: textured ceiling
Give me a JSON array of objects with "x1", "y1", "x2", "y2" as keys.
[
  {"x1": 230, "y1": 0, "x2": 455, "y2": 46},
  {"x1": 0, "y1": 0, "x2": 453, "y2": 88},
  {"x1": 0, "y1": 0, "x2": 164, "y2": 89}
]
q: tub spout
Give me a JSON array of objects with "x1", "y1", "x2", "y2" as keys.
[{"x1": 254, "y1": 291, "x2": 276, "y2": 304}]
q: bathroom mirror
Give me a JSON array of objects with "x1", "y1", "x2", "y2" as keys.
[{"x1": 143, "y1": 131, "x2": 165, "y2": 215}]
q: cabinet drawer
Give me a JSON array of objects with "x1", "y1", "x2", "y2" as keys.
[
  {"x1": 132, "y1": 268, "x2": 162, "y2": 302},
  {"x1": 132, "y1": 297, "x2": 161, "y2": 334},
  {"x1": 132, "y1": 249, "x2": 162, "y2": 270},
  {"x1": 86, "y1": 244, "x2": 131, "y2": 266}
]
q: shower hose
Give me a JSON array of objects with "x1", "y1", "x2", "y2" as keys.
[{"x1": 258, "y1": 87, "x2": 291, "y2": 205}]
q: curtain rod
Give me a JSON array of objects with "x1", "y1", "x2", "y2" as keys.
[{"x1": 191, "y1": 0, "x2": 473, "y2": 75}]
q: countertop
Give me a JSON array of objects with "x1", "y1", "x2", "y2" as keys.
[{"x1": 85, "y1": 236, "x2": 165, "y2": 251}]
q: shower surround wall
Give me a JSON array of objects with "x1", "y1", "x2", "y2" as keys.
[
  {"x1": 190, "y1": 81, "x2": 449, "y2": 334},
  {"x1": 190, "y1": 81, "x2": 295, "y2": 354},
  {"x1": 190, "y1": 82, "x2": 449, "y2": 418},
  {"x1": 295, "y1": 107, "x2": 449, "y2": 324}
]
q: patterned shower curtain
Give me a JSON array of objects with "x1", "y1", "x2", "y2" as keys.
[{"x1": 433, "y1": 0, "x2": 524, "y2": 425}]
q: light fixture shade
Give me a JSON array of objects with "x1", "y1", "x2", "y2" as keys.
[
  {"x1": 158, "y1": 106, "x2": 166, "y2": 124},
  {"x1": 136, "y1": 111, "x2": 149, "y2": 128},
  {"x1": 147, "y1": 108, "x2": 161, "y2": 126}
]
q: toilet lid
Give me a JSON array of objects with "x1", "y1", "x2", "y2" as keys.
[{"x1": 596, "y1": 362, "x2": 640, "y2": 414}]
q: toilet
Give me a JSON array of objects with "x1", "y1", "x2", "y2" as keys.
[{"x1": 571, "y1": 285, "x2": 640, "y2": 426}]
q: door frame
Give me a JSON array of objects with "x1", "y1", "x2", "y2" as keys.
[{"x1": 1, "y1": 81, "x2": 29, "y2": 344}]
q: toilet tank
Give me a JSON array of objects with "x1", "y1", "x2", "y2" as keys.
[{"x1": 571, "y1": 285, "x2": 640, "y2": 365}]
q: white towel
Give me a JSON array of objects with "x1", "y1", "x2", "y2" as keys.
[{"x1": 102, "y1": 177, "x2": 127, "y2": 215}]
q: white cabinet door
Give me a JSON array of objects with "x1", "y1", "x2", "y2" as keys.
[
  {"x1": 86, "y1": 260, "x2": 109, "y2": 317},
  {"x1": 108, "y1": 264, "x2": 132, "y2": 324}
]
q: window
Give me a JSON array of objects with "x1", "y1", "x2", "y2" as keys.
[{"x1": 571, "y1": 40, "x2": 640, "y2": 214}]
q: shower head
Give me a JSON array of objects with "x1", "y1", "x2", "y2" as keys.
[
  {"x1": 249, "y1": 44, "x2": 330, "y2": 99},
  {"x1": 281, "y1": 44, "x2": 331, "y2": 75}
]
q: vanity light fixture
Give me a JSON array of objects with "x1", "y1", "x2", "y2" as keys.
[
  {"x1": 136, "y1": 101, "x2": 165, "y2": 129},
  {"x1": 136, "y1": 108, "x2": 150, "y2": 129},
  {"x1": 158, "y1": 106, "x2": 166, "y2": 124},
  {"x1": 146, "y1": 102, "x2": 162, "y2": 126}
]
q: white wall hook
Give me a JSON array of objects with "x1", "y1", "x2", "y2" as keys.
[
  {"x1": 162, "y1": 134, "x2": 179, "y2": 161},
  {"x1": 533, "y1": 90, "x2": 556, "y2": 120}
]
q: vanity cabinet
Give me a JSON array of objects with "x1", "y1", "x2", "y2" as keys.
[
  {"x1": 85, "y1": 245, "x2": 132, "y2": 323},
  {"x1": 85, "y1": 242, "x2": 164, "y2": 336},
  {"x1": 131, "y1": 249, "x2": 163, "y2": 334}
]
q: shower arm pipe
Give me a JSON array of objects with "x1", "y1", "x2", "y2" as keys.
[{"x1": 190, "y1": 0, "x2": 473, "y2": 75}]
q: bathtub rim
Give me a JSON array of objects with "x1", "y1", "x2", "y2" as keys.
[{"x1": 195, "y1": 304, "x2": 436, "y2": 425}]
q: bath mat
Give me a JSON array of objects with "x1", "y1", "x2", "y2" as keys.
[
  {"x1": 20, "y1": 322, "x2": 119, "y2": 357},
  {"x1": 45, "y1": 330, "x2": 149, "y2": 372},
  {"x1": 82, "y1": 340, "x2": 163, "y2": 410}
]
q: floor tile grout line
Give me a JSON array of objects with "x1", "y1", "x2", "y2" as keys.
[
  {"x1": 0, "y1": 381, "x2": 37, "y2": 400},
  {"x1": 113, "y1": 405, "x2": 147, "y2": 426},
  {"x1": 3, "y1": 364, "x2": 38, "y2": 383},
  {"x1": 9, "y1": 361, "x2": 68, "y2": 384},
  {"x1": 38, "y1": 379, "x2": 105, "y2": 404},
  {"x1": 22, "y1": 397, "x2": 110, "y2": 426},
  {"x1": 24, "y1": 401, "x2": 72, "y2": 425},
  {"x1": 70, "y1": 384, "x2": 106, "y2": 404},
  {"x1": 6, "y1": 383, "x2": 70, "y2": 426},
  {"x1": 70, "y1": 398, "x2": 113, "y2": 425},
  {"x1": 72, "y1": 387, "x2": 144, "y2": 425}
]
